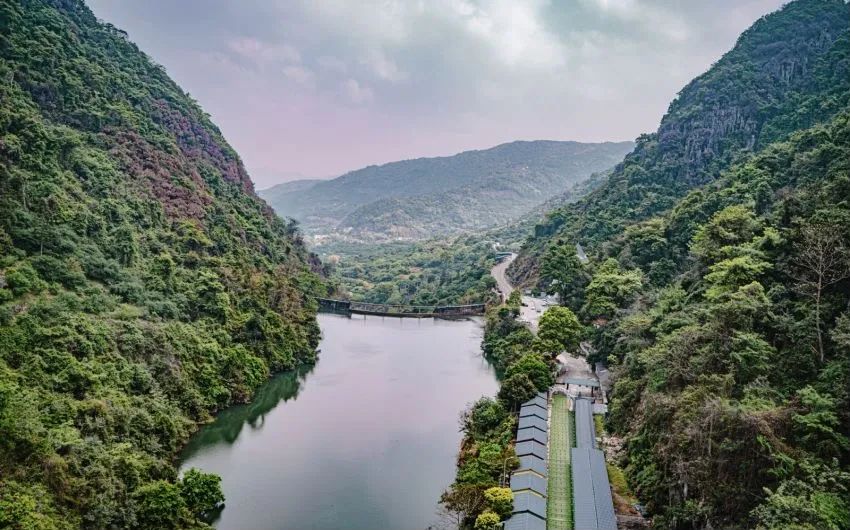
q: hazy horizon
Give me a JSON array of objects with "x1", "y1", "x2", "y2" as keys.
[{"x1": 257, "y1": 137, "x2": 637, "y2": 189}]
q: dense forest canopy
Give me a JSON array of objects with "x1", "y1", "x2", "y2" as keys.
[
  {"x1": 0, "y1": 0, "x2": 324, "y2": 528},
  {"x1": 318, "y1": 237, "x2": 499, "y2": 306},
  {"x1": 504, "y1": 0, "x2": 850, "y2": 528}
]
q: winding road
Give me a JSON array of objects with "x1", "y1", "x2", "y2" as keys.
[
  {"x1": 490, "y1": 252, "x2": 517, "y2": 302},
  {"x1": 490, "y1": 252, "x2": 546, "y2": 332}
]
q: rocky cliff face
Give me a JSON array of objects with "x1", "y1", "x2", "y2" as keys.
[
  {"x1": 509, "y1": 0, "x2": 850, "y2": 288},
  {"x1": 647, "y1": 0, "x2": 848, "y2": 189}
]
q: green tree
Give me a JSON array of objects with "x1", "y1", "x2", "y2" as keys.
[
  {"x1": 180, "y1": 469, "x2": 224, "y2": 521},
  {"x1": 538, "y1": 305, "x2": 583, "y2": 353},
  {"x1": 704, "y1": 255, "x2": 772, "y2": 301},
  {"x1": 112, "y1": 223, "x2": 138, "y2": 266},
  {"x1": 691, "y1": 204, "x2": 761, "y2": 264},
  {"x1": 0, "y1": 484, "x2": 75, "y2": 530},
  {"x1": 792, "y1": 386, "x2": 850, "y2": 458},
  {"x1": 541, "y1": 242, "x2": 589, "y2": 309},
  {"x1": 498, "y1": 373, "x2": 538, "y2": 409},
  {"x1": 133, "y1": 481, "x2": 186, "y2": 529},
  {"x1": 754, "y1": 462, "x2": 850, "y2": 530},
  {"x1": 504, "y1": 353, "x2": 553, "y2": 392},
  {"x1": 462, "y1": 398, "x2": 508, "y2": 441},
  {"x1": 581, "y1": 258, "x2": 643, "y2": 319}
]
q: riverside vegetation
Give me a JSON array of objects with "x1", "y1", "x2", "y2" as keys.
[
  {"x1": 317, "y1": 236, "x2": 500, "y2": 306},
  {"x1": 0, "y1": 1, "x2": 325, "y2": 528},
  {"x1": 439, "y1": 291, "x2": 584, "y2": 529}
]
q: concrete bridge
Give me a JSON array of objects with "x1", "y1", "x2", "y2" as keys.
[{"x1": 316, "y1": 298, "x2": 485, "y2": 318}]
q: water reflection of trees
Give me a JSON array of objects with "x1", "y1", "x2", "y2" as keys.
[{"x1": 181, "y1": 364, "x2": 315, "y2": 455}]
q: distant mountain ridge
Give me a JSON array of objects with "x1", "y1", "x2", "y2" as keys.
[
  {"x1": 260, "y1": 178, "x2": 322, "y2": 196},
  {"x1": 260, "y1": 140, "x2": 634, "y2": 240}
]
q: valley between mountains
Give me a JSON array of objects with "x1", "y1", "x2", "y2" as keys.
[{"x1": 1, "y1": 1, "x2": 849, "y2": 529}]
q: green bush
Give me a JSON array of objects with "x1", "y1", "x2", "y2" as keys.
[
  {"x1": 483, "y1": 487, "x2": 514, "y2": 519},
  {"x1": 5, "y1": 261, "x2": 46, "y2": 296},
  {"x1": 474, "y1": 510, "x2": 501, "y2": 530}
]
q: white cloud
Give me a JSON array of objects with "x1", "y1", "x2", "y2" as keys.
[
  {"x1": 283, "y1": 65, "x2": 315, "y2": 86},
  {"x1": 86, "y1": 0, "x2": 790, "y2": 184},
  {"x1": 318, "y1": 55, "x2": 348, "y2": 73},
  {"x1": 343, "y1": 78, "x2": 374, "y2": 104},
  {"x1": 453, "y1": 0, "x2": 566, "y2": 68},
  {"x1": 577, "y1": 0, "x2": 691, "y2": 43},
  {"x1": 363, "y1": 49, "x2": 407, "y2": 82},
  {"x1": 227, "y1": 37, "x2": 301, "y2": 65}
]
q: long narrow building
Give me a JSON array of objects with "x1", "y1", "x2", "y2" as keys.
[
  {"x1": 505, "y1": 392, "x2": 549, "y2": 530},
  {"x1": 570, "y1": 398, "x2": 617, "y2": 530}
]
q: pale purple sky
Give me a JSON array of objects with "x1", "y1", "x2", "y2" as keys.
[{"x1": 87, "y1": 0, "x2": 787, "y2": 188}]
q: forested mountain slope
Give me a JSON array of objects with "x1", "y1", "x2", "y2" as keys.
[
  {"x1": 510, "y1": 0, "x2": 850, "y2": 286},
  {"x1": 508, "y1": 0, "x2": 850, "y2": 528},
  {"x1": 260, "y1": 140, "x2": 633, "y2": 240},
  {"x1": 602, "y1": 108, "x2": 850, "y2": 530},
  {"x1": 0, "y1": 0, "x2": 324, "y2": 528}
]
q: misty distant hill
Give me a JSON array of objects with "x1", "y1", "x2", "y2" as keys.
[
  {"x1": 260, "y1": 140, "x2": 634, "y2": 240},
  {"x1": 260, "y1": 178, "x2": 322, "y2": 198}
]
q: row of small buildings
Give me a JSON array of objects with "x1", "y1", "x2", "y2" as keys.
[
  {"x1": 502, "y1": 394, "x2": 617, "y2": 530},
  {"x1": 506, "y1": 392, "x2": 549, "y2": 530}
]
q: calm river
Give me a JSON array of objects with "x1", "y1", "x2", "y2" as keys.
[{"x1": 179, "y1": 313, "x2": 498, "y2": 530}]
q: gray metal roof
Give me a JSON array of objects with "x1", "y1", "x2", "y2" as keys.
[
  {"x1": 575, "y1": 398, "x2": 596, "y2": 449},
  {"x1": 510, "y1": 472, "x2": 547, "y2": 497},
  {"x1": 503, "y1": 512, "x2": 547, "y2": 530},
  {"x1": 523, "y1": 394, "x2": 548, "y2": 410},
  {"x1": 519, "y1": 404, "x2": 547, "y2": 420},
  {"x1": 571, "y1": 447, "x2": 617, "y2": 530},
  {"x1": 517, "y1": 455, "x2": 548, "y2": 477},
  {"x1": 565, "y1": 377, "x2": 600, "y2": 387},
  {"x1": 512, "y1": 490, "x2": 547, "y2": 520},
  {"x1": 517, "y1": 415, "x2": 547, "y2": 433},
  {"x1": 590, "y1": 449, "x2": 617, "y2": 530},
  {"x1": 516, "y1": 427, "x2": 548, "y2": 444},
  {"x1": 515, "y1": 440, "x2": 547, "y2": 459}
]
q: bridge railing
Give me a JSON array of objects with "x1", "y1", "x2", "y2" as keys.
[{"x1": 316, "y1": 298, "x2": 485, "y2": 317}]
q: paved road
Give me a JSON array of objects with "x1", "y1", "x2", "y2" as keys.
[
  {"x1": 490, "y1": 252, "x2": 516, "y2": 302},
  {"x1": 557, "y1": 353, "x2": 594, "y2": 381},
  {"x1": 519, "y1": 295, "x2": 545, "y2": 332},
  {"x1": 489, "y1": 252, "x2": 549, "y2": 332}
]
